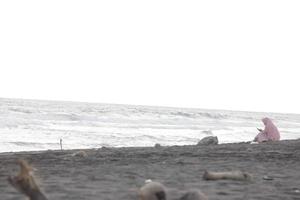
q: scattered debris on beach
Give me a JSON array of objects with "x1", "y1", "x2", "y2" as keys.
[
  {"x1": 7, "y1": 159, "x2": 48, "y2": 200},
  {"x1": 2, "y1": 139, "x2": 299, "y2": 200},
  {"x1": 203, "y1": 170, "x2": 252, "y2": 181}
]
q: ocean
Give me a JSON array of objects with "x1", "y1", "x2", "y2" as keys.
[{"x1": 0, "y1": 98, "x2": 299, "y2": 153}]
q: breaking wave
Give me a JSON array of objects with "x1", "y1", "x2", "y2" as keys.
[{"x1": 0, "y1": 98, "x2": 299, "y2": 152}]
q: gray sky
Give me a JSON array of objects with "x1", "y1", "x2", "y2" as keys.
[{"x1": 0, "y1": 1, "x2": 299, "y2": 114}]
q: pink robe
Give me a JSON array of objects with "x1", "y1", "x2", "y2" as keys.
[{"x1": 255, "y1": 118, "x2": 280, "y2": 143}]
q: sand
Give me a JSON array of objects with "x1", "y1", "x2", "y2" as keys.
[{"x1": 1, "y1": 139, "x2": 300, "y2": 200}]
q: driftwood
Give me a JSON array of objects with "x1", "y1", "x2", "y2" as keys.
[
  {"x1": 203, "y1": 170, "x2": 252, "y2": 181},
  {"x1": 7, "y1": 159, "x2": 48, "y2": 200}
]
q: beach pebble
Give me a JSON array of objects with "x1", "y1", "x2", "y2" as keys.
[
  {"x1": 179, "y1": 189, "x2": 208, "y2": 200},
  {"x1": 145, "y1": 179, "x2": 152, "y2": 183},
  {"x1": 71, "y1": 150, "x2": 88, "y2": 158},
  {"x1": 140, "y1": 181, "x2": 166, "y2": 200},
  {"x1": 197, "y1": 136, "x2": 218, "y2": 145},
  {"x1": 262, "y1": 175, "x2": 274, "y2": 180}
]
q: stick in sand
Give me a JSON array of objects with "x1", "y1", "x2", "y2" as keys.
[
  {"x1": 203, "y1": 170, "x2": 252, "y2": 181},
  {"x1": 60, "y1": 138, "x2": 63, "y2": 150},
  {"x1": 7, "y1": 159, "x2": 48, "y2": 200}
]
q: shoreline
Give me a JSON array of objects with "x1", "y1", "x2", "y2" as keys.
[
  {"x1": 1, "y1": 139, "x2": 299, "y2": 199},
  {"x1": 0, "y1": 138, "x2": 298, "y2": 155}
]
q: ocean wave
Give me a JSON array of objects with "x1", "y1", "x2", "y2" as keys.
[
  {"x1": 8, "y1": 107, "x2": 35, "y2": 114},
  {"x1": 198, "y1": 112, "x2": 228, "y2": 119},
  {"x1": 6, "y1": 141, "x2": 56, "y2": 146},
  {"x1": 170, "y1": 111, "x2": 227, "y2": 119},
  {"x1": 0, "y1": 98, "x2": 300, "y2": 152}
]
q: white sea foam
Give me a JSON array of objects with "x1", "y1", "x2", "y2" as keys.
[{"x1": 0, "y1": 98, "x2": 299, "y2": 152}]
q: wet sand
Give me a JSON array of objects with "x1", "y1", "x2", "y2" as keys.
[{"x1": 1, "y1": 139, "x2": 300, "y2": 200}]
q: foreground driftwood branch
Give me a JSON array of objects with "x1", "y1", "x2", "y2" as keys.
[
  {"x1": 7, "y1": 159, "x2": 48, "y2": 200},
  {"x1": 203, "y1": 170, "x2": 252, "y2": 181}
]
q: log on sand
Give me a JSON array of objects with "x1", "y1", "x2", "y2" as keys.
[{"x1": 203, "y1": 170, "x2": 252, "y2": 181}]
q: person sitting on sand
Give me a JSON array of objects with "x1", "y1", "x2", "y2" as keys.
[{"x1": 254, "y1": 117, "x2": 280, "y2": 143}]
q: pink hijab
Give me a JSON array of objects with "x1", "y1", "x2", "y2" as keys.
[{"x1": 255, "y1": 117, "x2": 280, "y2": 142}]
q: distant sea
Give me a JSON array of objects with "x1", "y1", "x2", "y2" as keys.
[{"x1": 0, "y1": 98, "x2": 299, "y2": 153}]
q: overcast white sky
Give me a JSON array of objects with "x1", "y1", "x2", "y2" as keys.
[{"x1": 0, "y1": 1, "x2": 299, "y2": 114}]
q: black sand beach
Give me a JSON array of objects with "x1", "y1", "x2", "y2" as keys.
[{"x1": 1, "y1": 140, "x2": 300, "y2": 200}]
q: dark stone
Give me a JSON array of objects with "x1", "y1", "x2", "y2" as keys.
[{"x1": 197, "y1": 136, "x2": 218, "y2": 145}]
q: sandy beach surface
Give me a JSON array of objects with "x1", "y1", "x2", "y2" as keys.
[{"x1": 1, "y1": 139, "x2": 299, "y2": 200}]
